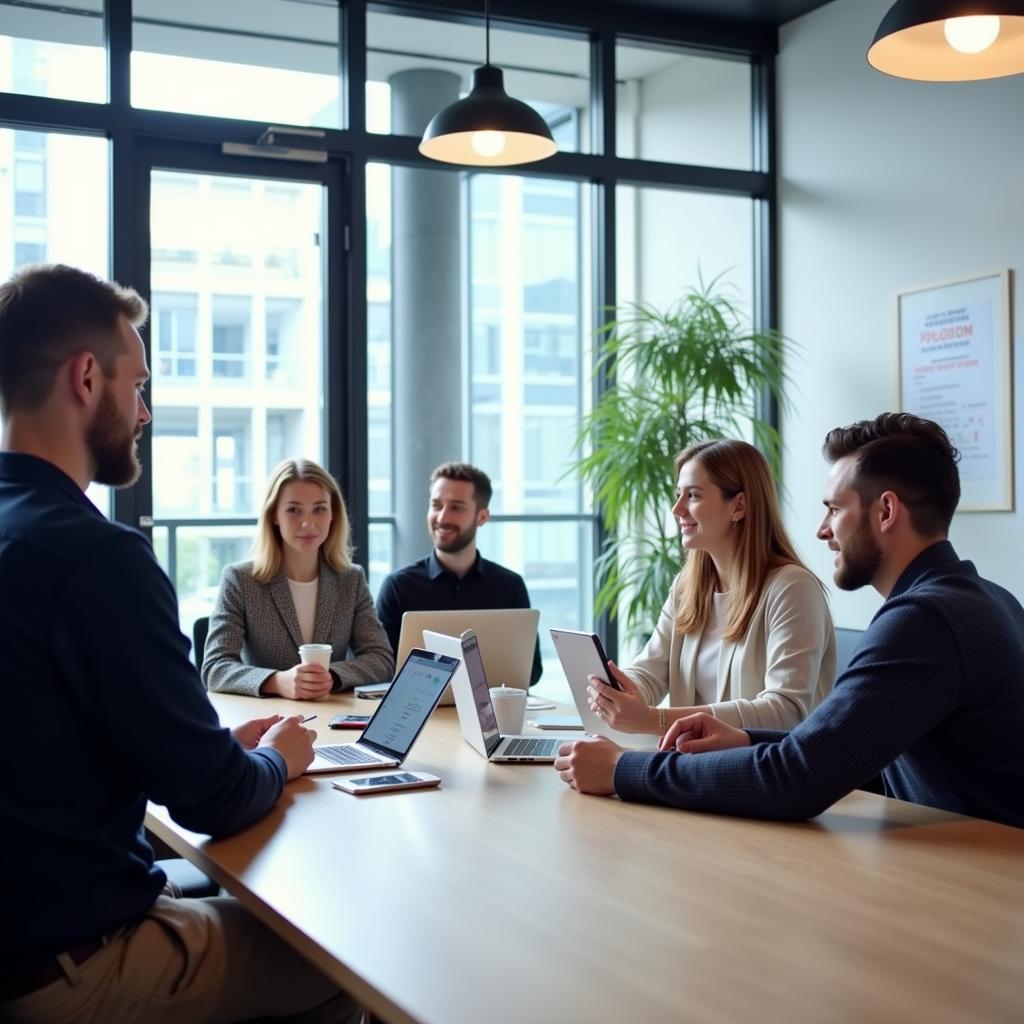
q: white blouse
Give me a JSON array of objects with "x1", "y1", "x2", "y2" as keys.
[
  {"x1": 693, "y1": 591, "x2": 729, "y2": 706},
  {"x1": 287, "y1": 576, "x2": 319, "y2": 646}
]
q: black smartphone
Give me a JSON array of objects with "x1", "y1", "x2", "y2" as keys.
[{"x1": 329, "y1": 714, "x2": 372, "y2": 729}]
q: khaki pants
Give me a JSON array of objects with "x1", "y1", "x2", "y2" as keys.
[{"x1": 4, "y1": 896, "x2": 360, "y2": 1024}]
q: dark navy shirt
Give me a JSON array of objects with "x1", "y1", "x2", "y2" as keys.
[
  {"x1": 0, "y1": 453, "x2": 287, "y2": 958},
  {"x1": 375, "y1": 551, "x2": 543, "y2": 685},
  {"x1": 616, "y1": 542, "x2": 1024, "y2": 829}
]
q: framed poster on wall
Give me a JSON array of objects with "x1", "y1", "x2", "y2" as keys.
[{"x1": 897, "y1": 270, "x2": 1014, "y2": 512}]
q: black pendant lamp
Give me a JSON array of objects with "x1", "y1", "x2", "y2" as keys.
[
  {"x1": 419, "y1": 0, "x2": 557, "y2": 166},
  {"x1": 868, "y1": 1, "x2": 1024, "y2": 81}
]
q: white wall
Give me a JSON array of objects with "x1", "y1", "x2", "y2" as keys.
[{"x1": 777, "y1": 0, "x2": 1024, "y2": 626}]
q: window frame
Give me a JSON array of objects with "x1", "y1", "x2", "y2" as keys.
[{"x1": 0, "y1": 0, "x2": 779, "y2": 659}]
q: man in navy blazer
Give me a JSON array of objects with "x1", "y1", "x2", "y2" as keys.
[
  {"x1": 0, "y1": 264, "x2": 356, "y2": 1021},
  {"x1": 556, "y1": 413, "x2": 1024, "y2": 830}
]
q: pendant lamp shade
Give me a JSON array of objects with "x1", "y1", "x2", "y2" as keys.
[
  {"x1": 419, "y1": 0, "x2": 556, "y2": 167},
  {"x1": 868, "y1": 1, "x2": 1024, "y2": 81},
  {"x1": 419, "y1": 64, "x2": 557, "y2": 166}
]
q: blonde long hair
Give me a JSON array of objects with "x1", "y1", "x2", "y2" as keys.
[
  {"x1": 673, "y1": 439, "x2": 818, "y2": 642},
  {"x1": 250, "y1": 459, "x2": 352, "y2": 583}
]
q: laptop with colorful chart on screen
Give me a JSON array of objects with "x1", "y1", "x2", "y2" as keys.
[{"x1": 304, "y1": 648, "x2": 459, "y2": 774}]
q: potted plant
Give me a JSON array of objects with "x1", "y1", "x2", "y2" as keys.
[{"x1": 570, "y1": 273, "x2": 794, "y2": 649}]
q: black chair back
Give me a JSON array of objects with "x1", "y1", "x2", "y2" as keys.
[{"x1": 192, "y1": 616, "x2": 210, "y2": 672}]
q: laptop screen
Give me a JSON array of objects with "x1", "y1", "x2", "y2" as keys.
[
  {"x1": 360, "y1": 650, "x2": 459, "y2": 758},
  {"x1": 461, "y1": 632, "x2": 502, "y2": 755}
]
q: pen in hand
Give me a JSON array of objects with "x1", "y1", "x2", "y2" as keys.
[{"x1": 299, "y1": 714, "x2": 317, "y2": 724}]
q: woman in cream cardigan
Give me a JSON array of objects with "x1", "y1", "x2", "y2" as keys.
[
  {"x1": 589, "y1": 439, "x2": 836, "y2": 735},
  {"x1": 203, "y1": 458, "x2": 394, "y2": 699}
]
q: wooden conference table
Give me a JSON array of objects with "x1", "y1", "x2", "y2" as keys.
[{"x1": 146, "y1": 691, "x2": 1024, "y2": 1024}]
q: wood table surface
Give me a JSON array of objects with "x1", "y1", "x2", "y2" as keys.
[{"x1": 146, "y1": 691, "x2": 1024, "y2": 1024}]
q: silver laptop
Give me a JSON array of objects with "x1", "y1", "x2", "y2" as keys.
[
  {"x1": 550, "y1": 627, "x2": 661, "y2": 751},
  {"x1": 306, "y1": 648, "x2": 459, "y2": 774},
  {"x1": 396, "y1": 608, "x2": 540, "y2": 706},
  {"x1": 425, "y1": 629, "x2": 578, "y2": 763}
]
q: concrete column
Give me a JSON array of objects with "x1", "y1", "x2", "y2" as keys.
[{"x1": 390, "y1": 69, "x2": 463, "y2": 568}]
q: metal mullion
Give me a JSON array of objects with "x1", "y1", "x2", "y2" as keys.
[
  {"x1": 751, "y1": 53, "x2": 779, "y2": 434},
  {"x1": 105, "y1": 0, "x2": 132, "y2": 113},
  {"x1": 112, "y1": 131, "x2": 150, "y2": 533},
  {"x1": 344, "y1": 0, "x2": 367, "y2": 138},
  {"x1": 590, "y1": 22, "x2": 618, "y2": 660},
  {"x1": 0, "y1": 93, "x2": 113, "y2": 134},
  {"x1": 328, "y1": 153, "x2": 368, "y2": 570}
]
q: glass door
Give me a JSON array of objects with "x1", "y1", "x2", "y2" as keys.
[{"x1": 130, "y1": 146, "x2": 346, "y2": 641}]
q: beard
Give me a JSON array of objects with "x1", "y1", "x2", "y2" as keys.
[
  {"x1": 834, "y1": 515, "x2": 882, "y2": 591},
  {"x1": 433, "y1": 520, "x2": 478, "y2": 554},
  {"x1": 86, "y1": 387, "x2": 142, "y2": 487}
]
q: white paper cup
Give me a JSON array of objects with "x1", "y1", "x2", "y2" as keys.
[
  {"x1": 298, "y1": 643, "x2": 332, "y2": 669},
  {"x1": 489, "y1": 685, "x2": 527, "y2": 736}
]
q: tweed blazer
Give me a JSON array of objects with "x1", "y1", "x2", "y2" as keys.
[
  {"x1": 624, "y1": 564, "x2": 836, "y2": 730},
  {"x1": 202, "y1": 560, "x2": 395, "y2": 696}
]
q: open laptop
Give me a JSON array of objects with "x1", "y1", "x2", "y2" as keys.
[
  {"x1": 550, "y1": 627, "x2": 660, "y2": 751},
  {"x1": 396, "y1": 608, "x2": 540, "y2": 706},
  {"x1": 305, "y1": 648, "x2": 459, "y2": 773},
  {"x1": 425, "y1": 629, "x2": 579, "y2": 763}
]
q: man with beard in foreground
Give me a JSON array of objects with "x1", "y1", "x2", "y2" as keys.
[
  {"x1": 0, "y1": 265, "x2": 358, "y2": 1022},
  {"x1": 555, "y1": 413, "x2": 1024, "y2": 829},
  {"x1": 375, "y1": 461, "x2": 542, "y2": 685}
]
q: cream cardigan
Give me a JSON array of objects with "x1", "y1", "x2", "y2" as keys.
[{"x1": 625, "y1": 564, "x2": 836, "y2": 730}]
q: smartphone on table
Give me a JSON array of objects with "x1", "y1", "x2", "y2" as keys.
[
  {"x1": 332, "y1": 771, "x2": 441, "y2": 795},
  {"x1": 329, "y1": 714, "x2": 371, "y2": 730},
  {"x1": 354, "y1": 682, "x2": 391, "y2": 700},
  {"x1": 528, "y1": 714, "x2": 585, "y2": 730}
]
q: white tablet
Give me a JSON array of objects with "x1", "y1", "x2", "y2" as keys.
[{"x1": 549, "y1": 628, "x2": 661, "y2": 750}]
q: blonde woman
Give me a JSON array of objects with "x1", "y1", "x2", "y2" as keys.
[
  {"x1": 203, "y1": 459, "x2": 394, "y2": 698},
  {"x1": 589, "y1": 439, "x2": 835, "y2": 735}
]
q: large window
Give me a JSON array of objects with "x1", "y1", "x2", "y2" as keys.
[
  {"x1": 131, "y1": 0, "x2": 342, "y2": 127},
  {"x1": 148, "y1": 169, "x2": 326, "y2": 635},
  {"x1": 616, "y1": 41, "x2": 753, "y2": 169},
  {"x1": 0, "y1": 0, "x2": 105, "y2": 103},
  {"x1": 616, "y1": 185, "x2": 754, "y2": 312},
  {"x1": 0, "y1": 2, "x2": 775, "y2": 666},
  {"x1": 0, "y1": 126, "x2": 110, "y2": 514},
  {"x1": 366, "y1": 161, "x2": 595, "y2": 698}
]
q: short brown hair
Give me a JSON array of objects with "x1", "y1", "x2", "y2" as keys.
[
  {"x1": 0, "y1": 263, "x2": 148, "y2": 415},
  {"x1": 822, "y1": 413, "x2": 961, "y2": 536},
  {"x1": 430, "y1": 461, "x2": 493, "y2": 508}
]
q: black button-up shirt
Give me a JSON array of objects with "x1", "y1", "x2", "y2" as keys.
[{"x1": 375, "y1": 550, "x2": 543, "y2": 685}]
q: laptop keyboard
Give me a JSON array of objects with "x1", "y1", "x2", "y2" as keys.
[
  {"x1": 314, "y1": 744, "x2": 384, "y2": 766},
  {"x1": 501, "y1": 737, "x2": 561, "y2": 757}
]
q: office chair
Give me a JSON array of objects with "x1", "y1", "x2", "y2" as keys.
[
  {"x1": 192, "y1": 616, "x2": 210, "y2": 672},
  {"x1": 157, "y1": 615, "x2": 218, "y2": 898},
  {"x1": 157, "y1": 857, "x2": 219, "y2": 898},
  {"x1": 835, "y1": 626, "x2": 864, "y2": 677}
]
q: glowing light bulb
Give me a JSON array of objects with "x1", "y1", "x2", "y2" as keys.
[
  {"x1": 471, "y1": 131, "x2": 506, "y2": 158},
  {"x1": 944, "y1": 15, "x2": 1001, "y2": 54}
]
